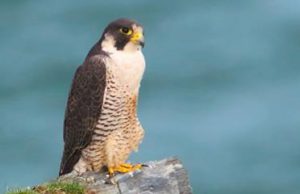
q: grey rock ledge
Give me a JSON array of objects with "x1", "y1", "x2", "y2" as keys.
[{"x1": 58, "y1": 157, "x2": 192, "y2": 194}]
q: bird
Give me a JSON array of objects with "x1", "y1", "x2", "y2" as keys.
[{"x1": 59, "y1": 18, "x2": 146, "y2": 176}]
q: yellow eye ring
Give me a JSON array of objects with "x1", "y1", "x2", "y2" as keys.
[{"x1": 120, "y1": 27, "x2": 132, "y2": 35}]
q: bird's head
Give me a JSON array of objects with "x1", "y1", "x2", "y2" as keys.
[{"x1": 100, "y1": 18, "x2": 144, "y2": 52}]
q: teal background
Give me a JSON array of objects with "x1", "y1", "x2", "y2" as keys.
[{"x1": 1, "y1": 1, "x2": 300, "y2": 193}]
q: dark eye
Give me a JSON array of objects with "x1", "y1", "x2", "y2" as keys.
[{"x1": 120, "y1": 27, "x2": 132, "y2": 35}]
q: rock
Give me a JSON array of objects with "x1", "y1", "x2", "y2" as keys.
[{"x1": 58, "y1": 157, "x2": 192, "y2": 194}]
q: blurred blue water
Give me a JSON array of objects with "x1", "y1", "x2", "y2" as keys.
[{"x1": 1, "y1": 1, "x2": 300, "y2": 193}]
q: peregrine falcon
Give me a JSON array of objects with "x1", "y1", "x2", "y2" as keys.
[{"x1": 59, "y1": 18, "x2": 145, "y2": 176}]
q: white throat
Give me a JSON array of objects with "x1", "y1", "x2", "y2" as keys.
[{"x1": 101, "y1": 34, "x2": 145, "y2": 93}]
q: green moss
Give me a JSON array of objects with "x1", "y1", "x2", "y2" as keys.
[
  {"x1": 45, "y1": 182, "x2": 85, "y2": 194},
  {"x1": 6, "y1": 188, "x2": 39, "y2": 194},
  {"x1": 6, "y1": 182, "x2": 85, "y2": 194}
]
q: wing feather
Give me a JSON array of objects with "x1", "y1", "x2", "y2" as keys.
[{"x1": 59, "y1": 56, "x2": 106, "y2": 175}]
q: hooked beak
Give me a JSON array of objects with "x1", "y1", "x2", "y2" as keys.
[{"x1": 130, "y1": 31, "x2": 145, "y2": 48}]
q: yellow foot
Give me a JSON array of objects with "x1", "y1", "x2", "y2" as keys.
[{"x1": 108, "y1": 163, "x2": 142, "y2": 176}]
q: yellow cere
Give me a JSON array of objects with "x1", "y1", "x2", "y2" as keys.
[{"x1": 130, "y1": 32, "x2": 143, "y2": 42}]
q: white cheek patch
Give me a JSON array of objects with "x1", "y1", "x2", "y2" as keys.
[{"x1": 101, "y1": 34, "x2": 117, "y2": 53}]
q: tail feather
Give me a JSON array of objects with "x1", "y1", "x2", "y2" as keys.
[{"x1": 59, "y1": 149, "x2": 81, "y2": 176}]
